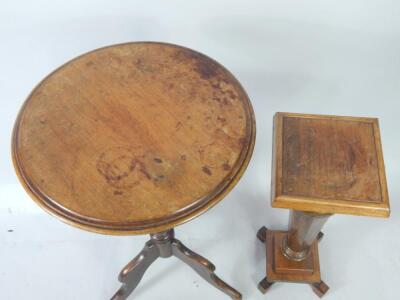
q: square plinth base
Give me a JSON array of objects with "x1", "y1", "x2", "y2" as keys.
[
  {"x1": 257, "y1": 227, "x2": 329, "y2": 298},
  {"x1": 265, "y1": 228, "x2": 321, "y2": 283}
]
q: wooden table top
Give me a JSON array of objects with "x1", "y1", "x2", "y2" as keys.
[
  {"x1": 271, "y1": 112, "x2": 390, "y2": 217},
  {"x1": 12, "y1": 42, "x2": 255, "y2": 235}
]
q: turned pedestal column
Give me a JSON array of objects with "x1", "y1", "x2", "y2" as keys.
[
  {"x1": 282, "y1": 211, "x2": 330, "y2": 262},
  {"x1": 257, "y1": 112, "x2": 390, "y2": 297}
]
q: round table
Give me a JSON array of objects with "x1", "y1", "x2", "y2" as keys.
[{"x1": 13, "y1": 42, "x2": 255, "y2": 299}]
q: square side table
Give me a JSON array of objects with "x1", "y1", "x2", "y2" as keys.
[{"x1": 258, "y1": 112, "x2": 390, "y2": 297}]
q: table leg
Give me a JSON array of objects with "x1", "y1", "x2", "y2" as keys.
[
  {"x1": 111, "y1": 240, "x2": 159, "y2": 300},
  {"x1": 311, "y1": 280, "x2": 330, "y2": 297},
  {"x1": 257, "y1": 277, "x2": 274, "y2": 294},
  {"x1": 111, "y1": 229, "x2": 241, "y2": 299},
  {"x1": 172, "y1": 239, "x2": 242, "y2": 300},
  {"x1": 256, "y1": 226, "x2": 267, "y2": 243}
]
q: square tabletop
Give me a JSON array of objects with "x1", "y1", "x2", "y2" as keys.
[{"x1": 271, "y1": 112, "x2": 390, "y2": 217}]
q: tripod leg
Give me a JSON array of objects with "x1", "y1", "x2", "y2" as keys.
[
  {"x1": 171, "y1": 239, "x2": 242, "y2": 300},
  {"x1": 111, "y1": 241, "x2": 159, "y2": 300}
]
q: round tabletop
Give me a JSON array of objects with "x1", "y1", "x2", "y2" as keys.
[{"x1": 12, "y1": 42, "x2": 255, "y2": 235}]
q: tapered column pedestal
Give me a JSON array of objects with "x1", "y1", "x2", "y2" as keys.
[{"x1": 257, "y1": 211, "x2": 331, "y2": 297}]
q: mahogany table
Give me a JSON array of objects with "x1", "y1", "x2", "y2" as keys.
[
  {"x1": 257, "y1": 112, "x2": 390, "y2": 297},
  {"x1": 12, "y1": 42, "x2": 255, "y2": 299}
]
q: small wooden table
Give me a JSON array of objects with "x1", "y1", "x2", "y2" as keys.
[
  {"x1": 12, "y1": 42, "x2": 255, "y2": 299},
  {"x1": 258, "y1": 112, "x2": 390, "y2": 297}
]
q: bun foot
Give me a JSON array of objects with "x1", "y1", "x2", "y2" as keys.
[
  {"x1": 258, "y1": 277, "x2": 274, "y2": 294},
  {"x1": 257, "y1": 226, "x2": 268, "y2": 243},
  {"x1": 311, "y1": 280, "x2": 329, "y2": 297}
]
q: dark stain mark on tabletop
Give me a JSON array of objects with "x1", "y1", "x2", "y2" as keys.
[
  {"x1": 173, "y1": 50, "x2": 219, "y2": 80},
  {"x1": 154, "y1": 158, "x2": 163, "y2": 163},
  {"x1": 154, "y1": 174, "x2": 165, "y2": 182},
  {"x1": 97, "y1": 147, "x2": 152, "y2": 190},
  {"x1": 347, "y1": 144, "x2": 356, "y2": 170},
  {"x1": 114, "y1": 190, "x2": 124, "y2": 196},
  {"x1": 202, "y1": 166, "x2": 212, "y2": 176},
  {"x1": 138, "y1": 164, "x2": 152, "y2": 180},
  {"x1": 176, "y1": 121, "x2": 183, "y2": 131},
  {"x1": 196, "y1": 60, "x2": 218, "y2": 80},
  {"x1": 222, "y1": 162, "x2": 231, "y2": 171},
  {"x1": 217, "y1": 116, "x2": 226, "y2": 124},
  {"x1": 129, "y1": 160, "x2": 136, "y2": 171}
]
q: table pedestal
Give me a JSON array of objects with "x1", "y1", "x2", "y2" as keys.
[
  {"x1": 260, "y1": 112, "x2": 391, "y2": 297},
  {"x1": 111, "y1": 229, "x2": 241, "y2": 300},
  {"x1": 257, "y1": 211, "x2": 331, "y2": 298}
]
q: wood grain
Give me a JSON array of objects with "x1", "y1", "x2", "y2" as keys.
[
  {"x1": 12, "y1": 42, "x2": 256, "y2": 235},
  {"x1": 272, "y1": 112, "x2": 390, "y2": 217}
]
